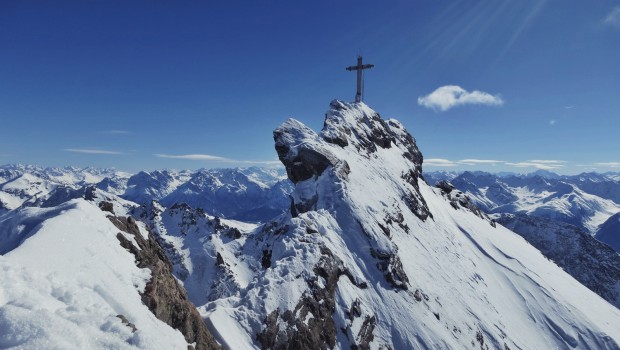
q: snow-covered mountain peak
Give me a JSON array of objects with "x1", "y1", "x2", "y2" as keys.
[
  {"x1": 228, "y1": 100, "x2": 620, "y2": 349},
  {"x1": 275, "y1": 100, "x2": 429, "y2": 220}
]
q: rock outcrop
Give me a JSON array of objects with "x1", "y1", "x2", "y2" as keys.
[{"x1": 108, "y1": 214, "x2": 221, "y2": 350}]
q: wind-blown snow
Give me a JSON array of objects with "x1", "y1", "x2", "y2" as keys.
[
  {"x1": 0, "y1": 200, "x2": 190, "y2": 349},
  {"x1": 158, "y1": 101, "x2": 620, "y2": 349}
]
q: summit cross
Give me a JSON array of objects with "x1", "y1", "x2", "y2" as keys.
[{"x1": 346, "y1": 55, "x2": 374, "y2": 103}]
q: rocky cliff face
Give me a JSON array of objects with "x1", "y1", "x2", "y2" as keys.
[
  {"x1": 108, "y1": 213, "x2": 221, "y2": 350},
  {"x1": 274, "y1": 100, "x2": 430, "y2": 222}
]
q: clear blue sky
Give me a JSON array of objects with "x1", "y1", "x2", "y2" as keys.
[{"x1": 1, "y1": 0, "x2": 619, "y2": 174}]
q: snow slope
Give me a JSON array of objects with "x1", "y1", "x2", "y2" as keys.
[
  {"x1": 496, "y1": 213, "x2": 620, "y2": 308},
  {"x1": 132, "y1": 201, "x2": 257, "y2": 307},
  {"x1": 154, "y1": 100, "x2": 620, "y2": 349},
  {"x1": 0, "y1": 199, "x2": 192, "y2": 349}
]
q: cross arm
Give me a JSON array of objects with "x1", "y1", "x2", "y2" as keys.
[{"x1": 346, "y1": 64, "x2": 375, "y2": 71}]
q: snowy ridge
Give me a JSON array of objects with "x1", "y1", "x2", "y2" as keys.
[
  {"x1": 1, "y1": 101, "x2": 620, "y2": 349},
  {"x1": 187, "y1": 100, "x2": 620, "y2": 349},
  {"x1": 0, "y1": 199, "x2": 190, "y2": 349},
  {"x1": 132, "y1": 201, "x2": 257, "y2": 307}
]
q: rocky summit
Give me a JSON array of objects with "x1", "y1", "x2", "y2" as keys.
[{"x1": 0, "y1": 101, "x2": 619, "y2": 349}]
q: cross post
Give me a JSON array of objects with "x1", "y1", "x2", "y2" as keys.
[{"x1": 346, "y1": 56, "x2": 374, "y2": 102}]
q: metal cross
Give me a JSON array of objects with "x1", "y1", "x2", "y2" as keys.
[{"x1": 346, "y1": 55, "x2": 374, "y2": 102}]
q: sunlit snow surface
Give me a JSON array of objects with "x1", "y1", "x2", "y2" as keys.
[
  {"x1": 0, "y1": 102, "x2": 619, "y2": 349},
  {"x1": 0, "y1": 200, "x2": 189, "y2": 349},
  {"x1": 195, "y1": 102, "x2": 620, "y2": 349}
]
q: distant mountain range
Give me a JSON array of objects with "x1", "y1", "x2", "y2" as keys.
[
  {"x1": 425, "y1": 170, "x2": 620, "y2": 251},
  {"x1": 0, "y1": 164, "x2": 291, "y2": 223},
  {"x1": 1, "y1": 100, "x2": 619, "y2": 348}
]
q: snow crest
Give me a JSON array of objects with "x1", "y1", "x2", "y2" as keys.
[{"x1": 199, "y1": 100, "x2": 620, "y2": 349}]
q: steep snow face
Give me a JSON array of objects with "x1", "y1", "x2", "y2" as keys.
[
  {"x1": 132, "y1": 201, "x2": 257, "y2": 307},
  {"x1": 195, "y1": 101, "x2": 620, "y2": 349},
  {"x1": 496, "y1": 213, "x2": 620, "y2": 308},
  {"x1": 598, "y1": 213, "x2": 620, "y2": 252},
  {"x1": 0, "y1": 199, "x2": 191, "y2": 349}
]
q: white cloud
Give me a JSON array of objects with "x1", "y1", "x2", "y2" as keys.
[
  {"x1": 458, "y1": 159, "x2": 504, "y2": 165},
  {"x1": 64, "y1": 148, "x2": 123, "y2": 155},
  {"x1": 549, "y1": 119, "x2": 556, "y2": 126},
  {"x1": 235, "y1": 160, "x2": 283, "y2": 165},
  {"x1": 154, "y1": 153, "x2": 281, "y2": 165},
  {"x1": 604, "y1": 5, "x2": 620, "y2": 28},
  {"x1": 418, "y1": 85, "x2": 504, "y2": 112},
  {"x1": 425, "y1": 157, "x2": 571, "y2": 170},
  {"x1": 425, "y1": 158, "x2": 458, "y2": 167},
  {"x1": 505, "y1": 161, "x2": 564, "y2": 170},
  {"x1": 527, "y1": 160, "x2": 566, "y2": 164},
  {"x1": 593, "y1": 162, "x2": 620, "y2": 168},
  {"x1": 154, "y1": 153, "x2": 230, "y2": 161}
]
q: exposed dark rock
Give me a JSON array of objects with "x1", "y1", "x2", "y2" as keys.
[
  {"x1": 372, "y1": 250, "x2": 409, "y2": 290},
  {"x1": 109, "y1": 216, "x2": 221, "y2": 350},
  {"x1": 116, "y1": 314, "x2": 137, "y2": 333},
  {"x1": 262, "y1": 249, "x2": 272, "y2": 269},
  {"x1": 212, "y1": 217, "x2": 242, "y2": 239},
  {"x1": 402, "y1": 170, "x2": 432, "y2": 221},
  {"x1": 292, "y1": 193, "x2": 319, "y2": 216},
  {"x1": 435, "y1": 180, "x2": 454, "y2": 194},
  {"x1": 274, "y1": 138, "x2": 336, "y2": 184},
  {"x1": 257, "y1": 246, "x2": 366, "y2": 350},
  {"x1": 384, "y1": 211, "x2": 409, "y2": 234},
  {"x1": 353, "y1": 315, "x2": 376, "y2": 350},
  {"x1": 216, "y1": 252, "x2": 225, "y2": 266},
  {"x1": 256, "y1": 310, "x2": 280, "y2": 349},
  {"x1": 435, "y1": 181, "x2": 495, "y2": 227},
  {"x1": 413, "y1": 289, "x2": 423, "y2": 302},
  {"x1": 348, "y1": 299, "x2": 362, "y2": 321},
  {"x1": 377, "y1": 222, "x2": 390, "y2": 237},
  {"x1": 99, "y1": 201, "x2": 114, "y2": 213},
  {"x1": 476, "y1": 330, "x2": 486, "y2": 350},
  {"x1": 323, "y1": 100, "x2": 394, "y2": 154}
]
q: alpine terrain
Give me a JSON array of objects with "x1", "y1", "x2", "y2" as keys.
[{"x1": 1, "y1": 100, "x2": 619, "y2": 349}]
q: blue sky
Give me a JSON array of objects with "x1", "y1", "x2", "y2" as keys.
[{"x1": 1, "y1": 0, "x2": 619, "y2": 174}]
